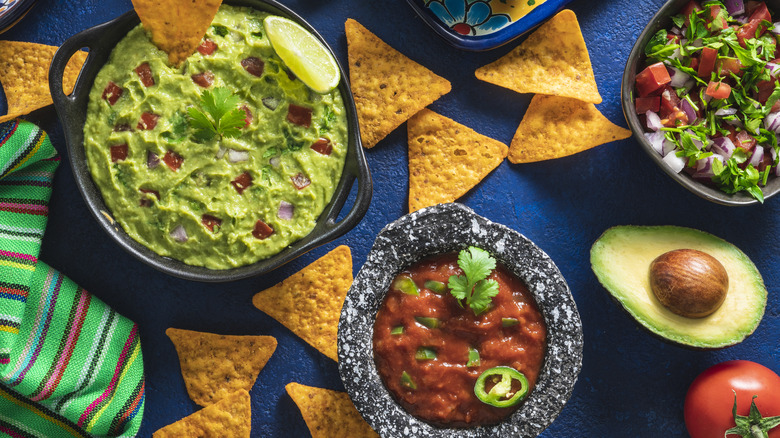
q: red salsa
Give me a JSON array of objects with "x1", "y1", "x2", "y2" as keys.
[{"x1": 373, "y1": 253, "x2": 547, "y2": 427}]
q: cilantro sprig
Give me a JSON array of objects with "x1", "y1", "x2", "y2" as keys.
[
  {"x1": 187, "y1": 87, "x2": 246, "y2": 141},
  {"x1": 448, "y1": 247, "x2": 500, "y2": 316}
]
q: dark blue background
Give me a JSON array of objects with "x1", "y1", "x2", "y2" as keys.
[{"x1": 3, "y1": 0, "x2": 780, "y2": 436}]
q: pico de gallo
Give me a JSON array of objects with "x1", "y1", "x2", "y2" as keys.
[{"x1": 636, "y1": 0, "x2": 780, "y2": 202}]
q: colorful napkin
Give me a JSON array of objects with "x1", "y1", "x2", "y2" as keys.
[{"x1": 0, "y1": 120, "x2": 145, "y2": 437}]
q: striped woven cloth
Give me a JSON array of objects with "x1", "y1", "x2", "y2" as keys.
[{"x1": 0, "y1": 120, "x2": 145, "y2": 437}]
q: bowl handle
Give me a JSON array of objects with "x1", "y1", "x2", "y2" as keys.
[
  {"x1": 318, "y1": 148, "x2": 373, "y2": 242},
  {"x1": 49, "y1": 28, "x2": 96, "y2": 108}
]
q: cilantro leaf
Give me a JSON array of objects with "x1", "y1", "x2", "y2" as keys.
[
  {"x1": 448, "y1": 246, "x2": 499, "y2": 315},
  {"x1": 187, "y1": 87, "x2": 246, "y2": 141}
]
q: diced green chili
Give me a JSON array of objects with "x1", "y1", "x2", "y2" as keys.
[
  {"x1": 414, "y1": 316, "x2": 440, "y2": 329},
  {"x1": 400, "y1": 371, "x2": 417, "y2": 390},
  {"x1": 502, "y1": 317, "x2": 519, "y2": 327},
  {"x1": 415, "y1": 347, "x2": 437, "y2": 361},
  {"x1": 467, "y1": 347, "x2": 480, "y2": 367},
  {"x1": 424, "y1": 280, "x2": 446, "y2": 294},
  {"x1": 474, "y1": 366, "x2": 529, "y2": 408},
  {"x1": 390, "y1": 326, "x2": 404, "y2": 335},
  {"x1": 392, "y1": 276, "x2": 419, "y2": 296}
]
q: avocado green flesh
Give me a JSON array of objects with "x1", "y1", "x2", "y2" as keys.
[
  {"x1": 83, "y1": 5, "x2": 348, "y2": 270},
  {"x1": 590, "y1": 226, "x2": 766, "y2": 349}
]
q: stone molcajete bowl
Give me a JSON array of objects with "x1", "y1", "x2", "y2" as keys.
[
  {"x1": 48, "y1": 0, "x2": 372, "y2": 282},
  {"x1": 338, "y1": 203, "x2": 583, "y2": 437}
]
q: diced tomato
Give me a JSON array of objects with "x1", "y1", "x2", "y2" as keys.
[
  {"x1": 102, "y1": 81, "x2": 123, "y2": 105},
  {"x1": 659, "y1": 86, "x2": 681, "y2": 119},
  {"x1": 135, "y1": 62, "x2": 155, "y2": 87},
  {"x1": 666, "y1": 33, "x2": 681, "y2": 43},
  {"x1": 163, "y1": 150, "x2": 184, "y2": 171},
  {"x1": 290, "y1": 172, "x2": 311, "y2": 190},
  {"x1": 139, "y1": 188, "x2": 160, "y2": 199},
  {"x1": 735, "y1": 130, "x2": 757, "y2": 152},
  {"x1": 287, "y1": 104, "x2": 312, "y2": 127},
  {"x1": 703, "y1": 4, "x2": 727, "y2": 31},
  {"x1": 201, "y1": 214, "x2": 222, "y2": 232},
  {"x1": 252, "y1": 220, "x2": 274, "y2": 240},
  {"x1": 746, "y1": 1, "x2": 762, "y2": 16},
  {"x1": 705, "y1": 81, "x2": 732, "y2": 99},
  {"x1": 759, "y1": 151, "x2": 774, "y2": 172},
  {"x1": 191, "y1": 71, "x2": 214, "y2": 88},
  {"x1": 698, "y1": 47, "x2": 717, "y2": 78},
  {"x1": 197, "y1": 39, "x2": 218, "y2": 56},
  {"x1": 241, "y1": 105, "x2": 253, "y2": 128},
  {"x1": 689, "y1": 56, "x2": 700, "y2": 72},
  {"x1": 680, "y1": 0, "x2": 702, "y2": 25},
  {"x1": 241, "y1": 57, "x2": 264, "y2": 77},
  {"x1": 310, "y1": 138, "x2": 333, "y2": 155},
  {"x1": 137, "y1": 112, "x2": 159, "y2": 130},
  {"x1": 635, "y1": 62, "x2": 671, "y2": 97},
  {"x1": 114, "y1": 123, "x2": 133, "y2": 132},
  {"x1": 757, "y1": 80, "x2": 776, "y2": 103},
  {"x1": 661, "y1": 109, "x2": 689, "y2": 127},
  {"x1": 138, "y1": 188, "x2": 159, "y2": 207},
  {"x1": 718, "y1": 57, "x2": 743, "y2": 76},
  {"x1": 231, "y1": 172, "x2": 252, "y2": 194},
  {"x1": 737, "y1": 4, "x2": 771, "y2": 47},
  {"x1": 110, "y1": 144, "x2": 128, "y2": 162},
  {"x1": 749, "y1": 2, "x2": 772, "y2": 23}
]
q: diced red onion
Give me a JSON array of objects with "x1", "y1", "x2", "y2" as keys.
[
  {"x1": 714, "y1": 107, "x2": 737, "y2": 116},
  {"x1": 773, "y1": 22, "x2": 780, "y2": 35},
  {"x1": 723, "y1": 0, "x2": 745, "y2": 15},
  {"x1": 767, "y1": 63, "x2": 780, "y2": 78},
  {"x1": 680, "y1": 99, "x2": 697, "y2": 124},
  {"x1": 646, "y1": 110, "x2": 663, "y2": 131},
  {"x1": 662, "y1": 137, "x2": 676, "y2": 156},
  {"x1": 670, "y1": 26, "x2": 681, "y2": 35},
  {"x1": 644, "y1": 131, "x2": 665, "y2": 156},
  {"x1": 711, "y1": 137, "x2": 736, "y2": 158},
  {"x1": 278, "y1": 201, "x2": 294, "y2": 220},
  {"x1": 668, "y1": 67, "x2": 690, "y2": 88},
  {"x1": 692, "y1": 39, "x2": 702, "y2": 47},
  {"x1": 686, "y1": 130, "x2": 704, "y2": 150},
  {"x1": 262, "y1": 97, "x2": 279, "y2": 110},
  {"x1": 269, "y1": 156, "x2": 280, "y2": 168},
  {"x1": 170, "y1": 225, "x2": 188, "y2": 243},
  {"x1": 692, "y1": 155, "x2": 724, "y2": 180},
  {"x1": 765, "y1": 112, "x2": 780, "y2": 133},
  {"x1": 735, "y1": 15, "x2": 748, "y2": 24},
  {"x1": 663, "y1": 152, "x2": 687, "y2": 173},
  {"x1": 682, "y1": 78, "x2": 696, "y2": 93},
  {"x1": 748, "y1": 146, "x2": 765, "y2": 167},
  {"x1": 216, "y1": 147, "x2": 226, "y2": 159},
  {"x1": 228, "y1": 149, "x2": 249, "y2": 163},
  {"x1": 726, "y1": 117, "x2": 744, "y2": 129},
  {"x1": 147, "y1": 151, "x2": 160, "y2": 169}
]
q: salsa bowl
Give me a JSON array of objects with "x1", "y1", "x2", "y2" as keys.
[
  {"x1": 621, "y1": 0, "x2": 780, "y2": 206},
  {"x1": 49, "y1": 0, "x2": 371, "y2": 282},
  {"x1": 338, "y1": 203, "x2": 583, "y2": 437}
]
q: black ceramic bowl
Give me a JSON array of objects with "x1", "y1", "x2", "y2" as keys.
[
  {"x1": 338, "y1": 203, "x2": 583, "y2": 437},
  {"x1": 0, "y1": 0, "x2": 36, "y2": 34},
  {"x1": 48, "y1": 0, "x2": 372, "y2": 282},
  {"x1": 621, "y1": 0, "x2": 780, "y2": 206}
]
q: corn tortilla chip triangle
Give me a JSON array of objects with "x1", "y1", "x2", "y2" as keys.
[
  {"x1": 0, "y1": 41, "x2": 87, "y2": 123},
  {"x1": 475, "y1": 10, "x2": 602, "y2": 104},
  {"x1": 286, "y1": 382, "x2": 379, "y2": 438},
  {"x1": 166, "y1": 328, "x2": 277, "y2": 407},
  {"x1": 407, "y1": 109, "x2": 508, "y2": 212},
  {"x1": 152, "y1": 389, "x2": 251, "y2": 438},
  {"x1": 345, "y1": 18, "x2": 451, "y2": 148},
  {"x1": 130, "y1": 0, "x2": 222, "y2": 66},
  {"x1": 252, "y1": 245, "x2": 352, "y2": 362},
  {"x1": 509, "y1": 94, "x2": 631, "y2": 163}
]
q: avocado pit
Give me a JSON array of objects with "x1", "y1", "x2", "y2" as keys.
[{"x1": 649, "y1": 249, "x2": 729, "y2": 318}]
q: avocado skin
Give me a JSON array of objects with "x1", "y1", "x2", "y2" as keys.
[{"x1": 590, "y1": 225, "x2": 767, "y2": 349}]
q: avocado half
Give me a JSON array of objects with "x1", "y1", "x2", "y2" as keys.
[{"x1": 590, "y1": 225, "x2": 767, "y2": 349}]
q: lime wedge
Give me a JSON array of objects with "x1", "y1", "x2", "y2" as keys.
[{"x1": 264, "y1": 16, "x2": 340, "y2": 94}]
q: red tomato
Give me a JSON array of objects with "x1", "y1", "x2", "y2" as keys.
[
  {"x1": 706, "y1": 81, "x2": 732, "y2": 99},
  {"x1": 698, "y1": 47, "x2": 717, "y2": 78},
  {"x1": 685, "y1": 360, "x2": 780, "y2": 438},
  {"x1": 636, "y1": 62, "x2": 671, "y2": 97},
  {"x1": 737, "y1": 4, "x2": 771, "y2": 47}
]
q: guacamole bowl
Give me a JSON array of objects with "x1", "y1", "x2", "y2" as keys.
[
  {"x1": 49, "y1": 0, "x2": 371, "y2": 282},
  {"x1": 338, "y1": 203, "x2": 583, "y2": 437}
]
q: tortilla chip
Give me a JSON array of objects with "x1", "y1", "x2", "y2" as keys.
[
  {"x1": 286, "y1": 382, "x2": 378, "y2": 438},
  {"x1": 252, "y1": 246, "x2": 352, "y2": 362},
  {"x1": 166, "y1": 328, "x2": 277, "y2": 407},
  {"x1": 475, "y1": 10, "x2": 602, "y2": 104},
  {"x1": 508, "y1": 94, "x2": 631, "y2": 163},
  {"x1": 0, "y1": 41, "x2": 87, "y2": 123},
  {"x1": 152, "y1": 389, "x2": 250, "y2": 438},
  {"x1": 345, "y1": 19, "x2": 451, "y2": 148},
  {"x1": 407, "y1": 109, "x2": 508, "y2": 212},
  {"x1": 130, "y1": 0, "x2": 222, "y2": 66}
]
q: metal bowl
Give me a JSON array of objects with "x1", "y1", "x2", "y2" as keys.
[
  {"x1": 338, "y1": 203, "x2": 583, "y2": 437},
  {"x1": 621, "y1": 0, "x2": 780, "y2": 206},
  {"x1": 49, "y1": 0, "x2": 372, "y2": 282}
]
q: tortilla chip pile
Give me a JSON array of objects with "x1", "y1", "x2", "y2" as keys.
[
  {"x1": 475, "y1": 10, "x2": 630, "y2": 163},
  {"x1": 252, "y1": 245, "x2": 353, "y2": 362},
  {"x1": 166, "y1": 328, "x2": 277, "y2": 407},
  {"x1": 152, "y1": 389, "x2": 251, "y2": 438},
  {"x1": 286, "y1": 382, "x2": 379, "y2": 438},
  {"x1": 131, "y1": 0, "x2": 223, "y2": 66},
  {"x1": 0, "y1": 41, "x2": 87, "y2": 123}
]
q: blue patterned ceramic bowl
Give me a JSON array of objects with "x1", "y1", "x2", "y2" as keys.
[
  {"x1": 0, "y1": 0, "x2": 36, "y2": 34},
  {"x1": 406, "y1": 0, "x2": 573, "y2": 51}
]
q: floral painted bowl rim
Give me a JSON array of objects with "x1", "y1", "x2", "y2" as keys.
[
  {"x1": 0, "y1": 0, "x2": 37, "y2": 34},
  {"x1": 337, "y1": 202, "x2": 583, "y2": 437},
  {"x1": 404, "y1": 0, "x2": 574, "y2": 51}
]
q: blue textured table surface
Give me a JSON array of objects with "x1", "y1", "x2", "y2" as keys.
[{"x1": 3, "y1": 0, "x2": 780, "y2": 436}]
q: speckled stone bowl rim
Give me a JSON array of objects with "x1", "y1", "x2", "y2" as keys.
[
  {"x1": 621, "y1": 0, "x2": 780, "y2": 206},
  {"x1": 337, "y1": 203, "x2": 583, "y2": 438}
]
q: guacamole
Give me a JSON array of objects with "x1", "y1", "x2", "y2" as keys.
[{"x1": 83, "y1": 5, "x2": 348, "y2": 270}]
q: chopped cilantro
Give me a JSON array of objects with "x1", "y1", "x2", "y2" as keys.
[
  {"x1": 211, "y1": 25, "x2": 228, "y2": 37},
  {"x1": 187, "y1": 87, "x2": 246, "y2": 141}
]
